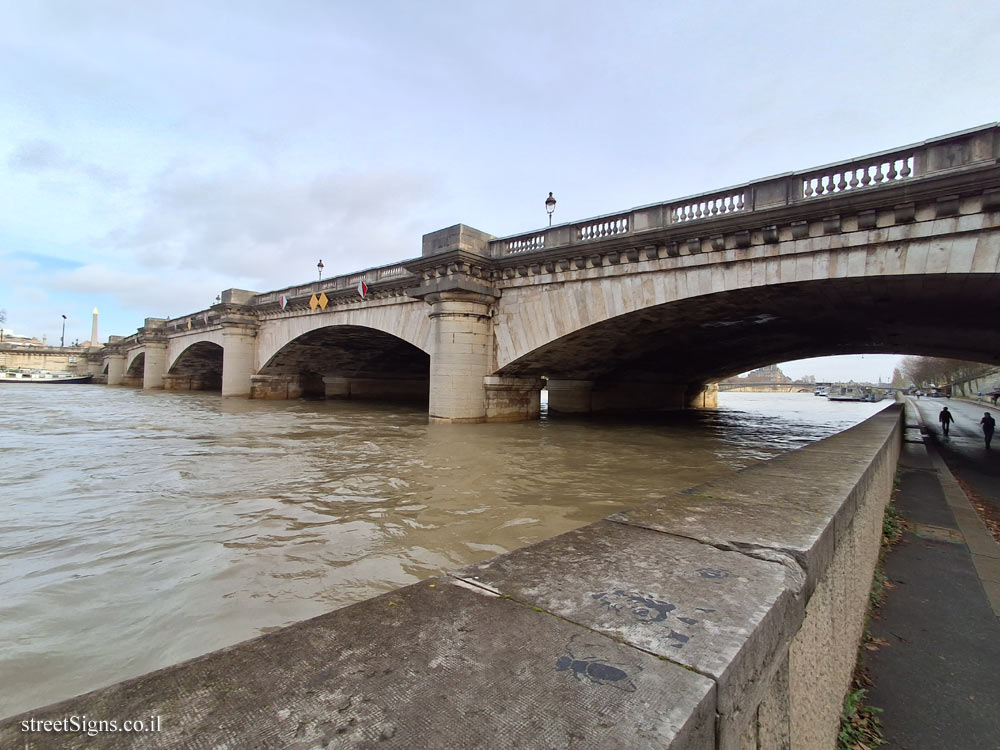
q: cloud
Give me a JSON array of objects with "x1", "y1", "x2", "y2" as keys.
[
  {"x1": 47, "y1": 262, "x2": 235, "y2": 315},
  {"x1": 7, "y1": 139, "x2": 127, "y2": 189},
  {"x1": 106, "y1": 164, "x2": 443, "y2": 290}
]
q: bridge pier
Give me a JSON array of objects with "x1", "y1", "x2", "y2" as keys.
[
  {"x1": 250, "y1": 374, "x2": 302, "y2": 400},
  {"x1": 591, "y1": 382, "x2": 692, "y2": 412},
  {"x1": 220, "y1": 332, "x2": 256, "y2": 397},
  {"x1": 162, "y1": 373, "x2": 191, "y2": 391},
  {"x1": 163, "y1": 374, "x2": 220, "y2": 391},
  {"x1": 688, "y1": 383, "x2": 719, "y2": 409},
  {"x1": 485, "y1": 376, "x2": 544, "y2": 421},
  {"x1": 322, "y1": 375, "x2": 429, "y2": 401},
  {"x1": 141, "y1": 341, "x2": 168, "y2": 390},
  {"x1": 220, "y1": 309, "x2": 258, "y2": 397},
  {"x1": 547, "y1": 380, "x2": 718, "y2": 414},
  {"x1": 104, "y1": 353, "x2": 125, "y2": 385},
  {"x1": 426, "y1": 290, "x2": 497, "y2": 424},
  {"x1": 323, "y1": 376, "x2": 351, "y2": 398},
  {"x1": 546, "y1": 379, "x2": 594, "y2": 413}
]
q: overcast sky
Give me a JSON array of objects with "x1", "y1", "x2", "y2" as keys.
[{"x1": 2, "y1": 1, "x2": 997, "y2": 382}]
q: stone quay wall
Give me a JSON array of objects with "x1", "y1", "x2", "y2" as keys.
[
  {"x1": 0, "y1": 405, "x2": 903, "y2": 749},
  {"x1": 950, "y1": 367, "x2": 1000, "y2": 399},
  {"x1": 0, "y1": 348, "x2": 82, "y2": 372}
]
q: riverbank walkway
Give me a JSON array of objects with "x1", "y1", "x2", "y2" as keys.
[{"x1": 864, "y1": 399, "x2": 1000, "y2": 748}]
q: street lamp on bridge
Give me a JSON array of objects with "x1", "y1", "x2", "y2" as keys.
[
  {"x1": 545, "y1": 192, "x2": 556, "y2": 226},
  {"x1": 60, "y1": 314, "x2": 67, "y2": 348},
  {"x1": 317, "y1": 259, "x2": 324, "y2": 282}
]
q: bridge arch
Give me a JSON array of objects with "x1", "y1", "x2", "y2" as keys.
[
  {"x1": 256, "y1": 302, "x2": 431, "y2": 371},
  {"x1": 164, "y1": 341, "x2": 224, "y2": 391},
  {"x1": 488, "y1": 210, "x2": 1000, "y2": 412},
  {"x1": 252, "y1": 323, "x2": 430, "y2": 401},
  {"x1": 123, "y1": 351, "x2": 145, "y2": 387},
  {"x1": 496, "y1": 229, "x2": 999, "y2": 372},
  {"x1": 499, "y1": 273, "x2": 1000, "y2": 380}
]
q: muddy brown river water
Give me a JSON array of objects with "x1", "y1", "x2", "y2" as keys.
[{"x1": 0, "y1": 386, "x2": 888, "y2": 717}]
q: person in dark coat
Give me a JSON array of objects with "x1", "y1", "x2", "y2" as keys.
[
  {"x1": 939, "y1": 406, "x2": 954, "y2": 436},
  {"x1": 980, "y1": 412, "x2": 995, "y2": 449}
]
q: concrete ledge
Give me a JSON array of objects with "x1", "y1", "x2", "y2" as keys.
[
  {"x1": 454, "y1": 521, "x2": 803, "y2": 750},
  {"x1": 0, "y1": 405, "x2": 903, "y2": 749}
]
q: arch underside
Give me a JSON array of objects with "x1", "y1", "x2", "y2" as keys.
[
  {"x1": 125, "y1": 352, "x2": 145, "y2": 376},
  {"x1": 498, "y1": 274, "x2": 1000, "y2": 386},
  {"x1": 121, "y1": 351, "x2": 145, "y2": 386},
  {"x1": 167, "y1": 341, "x2": 223, "y2": 391},
  {"x1": 259, "y1": 325, "x2": 429, "y2": 398}
]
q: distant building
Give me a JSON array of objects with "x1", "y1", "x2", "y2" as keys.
[
  {"x1": 739, "y1": 364, "x2": 792, "y2": 383},
  {"x1": 0, "y1": 332, "x2": 44, "y2": 347}
]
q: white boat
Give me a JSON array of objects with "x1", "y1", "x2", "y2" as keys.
[
  {"x1": 827, "y1": 384, "x2": 867, "y2": 401},
  {"x1": 0, "y1": 369, "x2": 93, "y2": 384}
]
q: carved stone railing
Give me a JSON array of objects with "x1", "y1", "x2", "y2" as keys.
[
  {"x1": 576, "y1": 212, "x2": 630, "y2": 241},
  {"x1": 490, "y1": 122, "x2": 999, "y2": 258},
  {"x1": 671, "y1": 187, "x2": 748, "y2": 223},
  {"x1": 252, "y1": 261, "x2": 416, "y2": 307},
  {"x1": 799, "y1": 150, "x2": 913, "y2": 198},
  {"x1": 503, "y1": 232, "x2": 547, "y2": 255},
  {"x1": 165, "y1": 309, "x2": 220, "y2": 333}
]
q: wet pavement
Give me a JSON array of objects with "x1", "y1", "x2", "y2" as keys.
[
  {"x1": 913, "y1": 396, "x2": 1000, "y2": 522},
  {"x1": 864, "y1": 399, "x2": 1000, "y2": 749}
]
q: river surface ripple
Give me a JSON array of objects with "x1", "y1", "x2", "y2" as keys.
[{"x1": 0, "y1": 387, "x2": 887, "y2": 717}]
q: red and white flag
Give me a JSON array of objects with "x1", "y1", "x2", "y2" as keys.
[
  {"x1": 279, "y1": 295, "x2": 288, "y2": 310},
  {"x1": 357, "y1": 280, "x2": 369, "y2": 298}
]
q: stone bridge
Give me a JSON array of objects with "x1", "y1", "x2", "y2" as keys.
[
  {"x1": 102, "y1": 123, "x2": 1000, "y2": 422},
  {"x1": 717, "y1": 381, "x2": 818, "y2": 393}
]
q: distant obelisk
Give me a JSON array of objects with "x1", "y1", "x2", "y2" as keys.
[{"x1": 90, "y1": 308, "x2": 99, "y2": 350}]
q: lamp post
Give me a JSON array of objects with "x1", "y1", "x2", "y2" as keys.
[
  {"x1": 545, "y1": 192, "x2": 557, "y2": 226},
  {"x1": 317, "y1": 259, "x2": 324, "y2": 282},
  {"x1": 60, "y1": 314, "x2": 67, "y2": 348}
]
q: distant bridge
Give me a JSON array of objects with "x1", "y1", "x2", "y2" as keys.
[
  {"x1": 100, "y1": 124, "x2": 1000, "y2": 422},
  {"x1": 717, "y1": 381, "x2": 817, "y2": 393}
]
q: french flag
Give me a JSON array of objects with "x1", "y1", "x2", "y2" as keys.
[{"x1": 357, "y1": 280, "x2": 369, "y2": 298}]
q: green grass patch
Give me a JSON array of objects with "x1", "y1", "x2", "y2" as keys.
[{"x1": 838, "y1": 688, "x2": 885, "y2": 749}]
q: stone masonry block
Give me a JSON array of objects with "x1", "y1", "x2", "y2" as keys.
[
  {"x1": 0, "y1": 579, "x2": 716, "y2": 749},
  {"x1": 454, "y1": 521, "x2": 802, "y2": 750}
]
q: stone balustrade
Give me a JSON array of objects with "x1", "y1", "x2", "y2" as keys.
[
  {"x1": 490, "y1": 123, "x2": 998, "y2": 258},
  {"x1": 252, "y1": 263, "x2": 416, "y2": 308},
  {"x1": 672, "y1": 187, "x2": 748, "y2": 223}
]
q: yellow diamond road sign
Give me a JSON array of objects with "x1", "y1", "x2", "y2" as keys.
[
  {"x1": 318, "y1": 291, "x2": 329, "y2": 310},
  {"x1": 308, "y1": 293, "x2": 318, "y2": 310}
]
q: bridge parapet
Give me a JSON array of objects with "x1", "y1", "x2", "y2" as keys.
[
  {"x1": 491, "y1": 122, "x2": 999, "y2": 259},
  {"x1": 161, "y1": 309, "x2": 220, "y2": 334},
  {"x1": 251, "y1": 262, "x2": 415, "y2": 308}
]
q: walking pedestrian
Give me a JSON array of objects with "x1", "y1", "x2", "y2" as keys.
[
  {"x1": 939, "y1": 406, "x2": 954, "y2": 436},
  {"x1": 980, "y1": 412, "x2": 995, "y2": 449}
]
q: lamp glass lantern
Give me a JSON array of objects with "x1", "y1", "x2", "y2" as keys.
[
  {"x1": 545, "y1": 192, "x2": 557, "y2": 226},
  {"x1": 317, "y1": 259, "x2": 324, "y2": 282}
]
